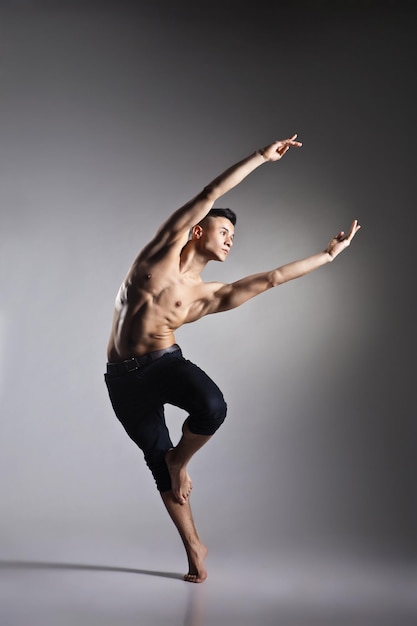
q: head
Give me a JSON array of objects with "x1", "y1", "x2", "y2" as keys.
[
  {"x1": 200, "y1": 208, "x2": 236, "y2": 226},
  {"x1": 191, "y1": 207, "x2": 237, "y2": 262}
]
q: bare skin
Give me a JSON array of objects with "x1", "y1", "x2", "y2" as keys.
[
  {"x1": 165, "y1": 421, "x2": 212, "y2": 504},
  {"x1": 161, "y1": 489, "x2": 208, "y2": 583},
  {"x1": 107, "y1": 134, "x2": 361, "y2": 581}
]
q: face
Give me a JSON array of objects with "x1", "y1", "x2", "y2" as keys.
[{"x1": 194, "y1": 217, "x2": 235, "y2": 262}]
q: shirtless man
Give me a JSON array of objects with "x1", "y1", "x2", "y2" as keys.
[{"x1": 105, "y1": 135, "x2": 360, "y2": 583}]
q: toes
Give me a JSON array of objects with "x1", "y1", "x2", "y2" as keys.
[
  {"x1": 184, "y1": 574, "x2": 200, "y2": 583},
  {"x1": 183, "y1": 573, "x2": 205, "y2": 583},
  {"x1": 174, "y1": 490, "x2": 189, "y2": 505},
  {"x1": 173, "y1": 479, "x2": 192, "y2": 504}
]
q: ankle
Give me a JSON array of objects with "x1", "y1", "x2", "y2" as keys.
[{"x1": 166, "y1": 448, "x2": 185, "y2": 467}]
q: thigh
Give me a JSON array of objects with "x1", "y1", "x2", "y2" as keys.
[
  {"x1": 156, "y1": 355, "x2": 225, "y2": 415},
  {"x1": 104, "y1": 369, "x2": 173, "y2": 454}
]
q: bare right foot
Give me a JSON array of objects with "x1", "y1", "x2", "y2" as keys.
[
  {"x1": 165, "y1": 448, "x2": 193, "y2": 505},
  {"x1": 184, "y1": 542, "x2": 208, "y2": 583}
]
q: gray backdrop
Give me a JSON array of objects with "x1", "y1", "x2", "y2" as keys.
[{"x1": 0, "y1": 2, "x2": 416, "y2": 621}]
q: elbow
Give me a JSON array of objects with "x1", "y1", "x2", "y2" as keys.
[{"x1": 269, "y1": 270, "x2": 281, "y2": 288}]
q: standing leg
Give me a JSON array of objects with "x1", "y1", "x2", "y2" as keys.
[
  {"x1": 161, "y1": 489, "x2": 208, "y2": 583},
  {"x1": 106, "y1": 355, "x2": 225, "y2": 583}
]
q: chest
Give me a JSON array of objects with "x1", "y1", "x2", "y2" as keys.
[
  {"x1": 139, "y1": 269, "x2": 199, "y2": 311},
  {"x1": 130, "y1": 261, "x2": 214, "y2": 324}
]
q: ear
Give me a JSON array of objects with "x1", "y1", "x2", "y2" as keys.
[{"x1": 192, "y1": 225, "x2": 203, "y2": 240}]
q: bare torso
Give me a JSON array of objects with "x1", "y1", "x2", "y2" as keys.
[{"x1": 107, "y1": 250, "x2": 219, "y2": 362}]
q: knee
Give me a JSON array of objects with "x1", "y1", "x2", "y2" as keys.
[
  {"x1": 188, "y1": 392, "x2": 227, "y2": 436},
  {"x1": 202, "y1": 391, "x2": 227, "y2": 427}
]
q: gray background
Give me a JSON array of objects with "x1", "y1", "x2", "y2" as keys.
[{"x1": 1, "y1": 1, "x2": 416, "y2": 624}]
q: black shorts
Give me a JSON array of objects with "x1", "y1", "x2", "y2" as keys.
[{"x1": 104, "y1": 346, "x2": 227, "y2": 492}]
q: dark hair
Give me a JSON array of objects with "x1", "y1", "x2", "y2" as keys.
[{"x1": 201, "y1": 207, "x2": 237, "y2": 226}]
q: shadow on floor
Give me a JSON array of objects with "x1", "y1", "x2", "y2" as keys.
[{"x1": 0, "y1": 559, "x2": 184, "y2": 580}]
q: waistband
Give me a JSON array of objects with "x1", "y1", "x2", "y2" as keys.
[{"x1": 106, "y1": 344, "x2": 181, "y2": 374}]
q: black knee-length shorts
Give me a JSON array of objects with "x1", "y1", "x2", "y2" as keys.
[{"x1": 104, "y1": 346, "x2": 227, "y2": 492}]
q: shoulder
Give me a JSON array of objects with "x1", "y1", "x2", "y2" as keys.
[
  {"x1": 133, "y1": 229, "x2": 189, "y2": 268},
  {"x1": 127, "y1": 232, "x2": 187, "y2": 282},
  {"x1": 126, "y1": 252, "x2": 180, "y2": 291}
]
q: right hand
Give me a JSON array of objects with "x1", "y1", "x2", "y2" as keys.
[{"x1": 260, "y1": 134, "x2": 302, "y2": 161}]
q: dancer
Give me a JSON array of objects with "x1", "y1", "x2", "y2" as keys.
[{"x1": 105, "y1": 135, "x2": 360, "y2": 582}]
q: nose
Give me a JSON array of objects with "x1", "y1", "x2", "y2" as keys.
[{"x1": 226, "y1": 235, "x2": 233, "y2": 248}]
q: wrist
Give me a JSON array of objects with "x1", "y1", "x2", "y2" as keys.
[{"x1": 256, "y1": 148, "x2": 269, "y2": 162}]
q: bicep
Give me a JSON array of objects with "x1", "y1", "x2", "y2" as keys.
[
  {"x1": 157, "y1": 187, "x2": 216, "y2": 242},
  {"x1": 137, "y1": 189, "x2": 215, "y2": 262},
  {"x1": 136, "y1": 227, "x2": 189, "y2": 264}
]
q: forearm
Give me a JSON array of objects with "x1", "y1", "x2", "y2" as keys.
[
  {"x1": 271, "y1": 250, "x2": 332, "y2": 286},
  {"x1": 162, "y1": 150, "x2": 267, "y2": 237},
  {"x1": 213, "y1": 250, "x2": 332, "y2": 313},
  {"x1": 204, "y1": 150, "x2": 267, "y2": 200},
  {"x1": 155, "y1": 136, "x2": 302, "y2": 244},
  {"x1": 203, "y1": 133, "x2": 301, "y2": 204}
]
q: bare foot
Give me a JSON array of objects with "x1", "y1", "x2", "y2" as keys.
[
  {"x1": 184, "y1": 542, "x2": 208, "y2": 583},
  {"x1": 165, "y1": 448, "x2": 193, "y2": 504}
]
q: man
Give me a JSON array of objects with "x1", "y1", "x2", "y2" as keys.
[{"x1": 105, "y1": 135, "x2": 360, "y2": 583}]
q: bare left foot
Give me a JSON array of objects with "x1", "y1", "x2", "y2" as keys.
[
  {"x1": 184, "y1": 542, "x2": 208, "y2": 583},
  {"x1": 165, "y1": 448, "x2": 193, "y2": 505}
]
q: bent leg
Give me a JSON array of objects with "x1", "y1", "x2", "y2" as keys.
[
  {"x1": 165, "y1": 421, "x2": 212, "y2": 504},
  {"x1": 105, "y1": 356, "x2": 226, "y2": 498},
  {"x1": 161, "y1": 490, "x2": 208, "y2": 583},
  {"x1": 162, "y1": 359, "x2": 227, "y2": 504}
]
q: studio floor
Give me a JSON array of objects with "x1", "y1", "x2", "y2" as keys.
[{"x1": 1, "y1": 533, "x2": 416, "y2": 626}]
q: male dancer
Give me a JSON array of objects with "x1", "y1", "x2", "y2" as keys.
[{"x1": 105, "y1": 135, "x2": 360, "y2": 582}]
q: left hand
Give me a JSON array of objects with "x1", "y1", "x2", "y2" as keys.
[
  {"x1": 326, "y1": 219, "x2": 361, "y2": 260},
  {"x1": 260, "y1": 134, "x2": 303, "y2": 161}
]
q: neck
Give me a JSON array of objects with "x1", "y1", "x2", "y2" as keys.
[{"x1": 179, "y1": 241, "x2": 209, "y2": 277}]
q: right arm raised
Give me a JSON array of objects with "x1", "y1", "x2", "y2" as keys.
[{"x1": 139, "y1": 135, "x2": 302, "y2": 259}]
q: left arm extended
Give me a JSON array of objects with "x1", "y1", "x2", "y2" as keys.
[{"x1": 208, "y1": 220, "x2": 361, "y2": 313}]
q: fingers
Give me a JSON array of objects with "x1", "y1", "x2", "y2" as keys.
[
  {"x1": 334, "y1": 220, "x2": 361, "y2": 245},
  {"x1": 346, "y1": 219, "x2": 361, "y2": 241},
  {"x1": 289, "y1": 133, "x2": 302, "y2": 146},
  {"x1": 265, "y1": 134, "x2": 302, "y2": 160},
  {"x1": 280, "y1": 134, "x2": 302, "y2": 147},
  {"x1": 274, "y1": 134, "x2": 302, "y2": 148}
]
